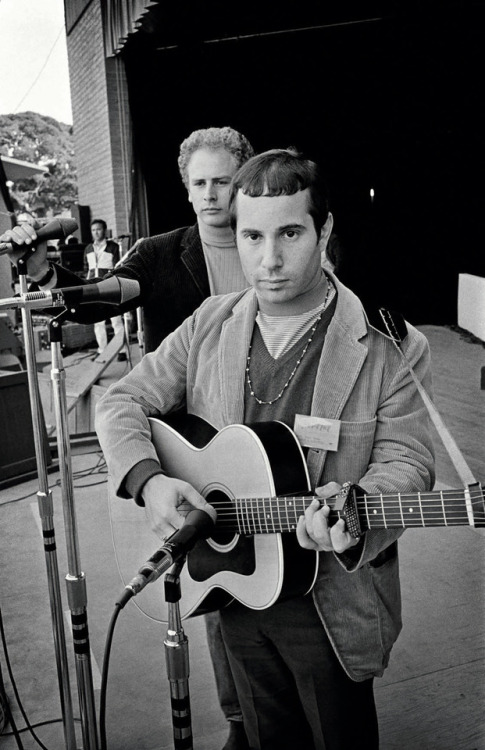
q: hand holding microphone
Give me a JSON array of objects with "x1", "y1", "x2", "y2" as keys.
[{"x1": 0, "y1": 218, "x2": 78, "y2": 279}]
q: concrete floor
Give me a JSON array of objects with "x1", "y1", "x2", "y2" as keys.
[{"x1": 0, "y1": 325, "x2": 484, "y2": 750}]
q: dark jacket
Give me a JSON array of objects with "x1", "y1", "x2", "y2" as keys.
[{"x1": 52, "y1": 225, "x2": 210, "y2": 353}]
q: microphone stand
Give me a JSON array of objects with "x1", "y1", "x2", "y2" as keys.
[
  {"x1": 116, "y1": 238, "x2": 144, "y2": 360},
  {"x1": 15, "y1": 255, "x2": 78, "y2": 750},
  {"x1": 136, "y1": 306, "x2": 144, "y2": 358},
  {"x1": 122, "y1": 311, "x2": 133, "y2": 369},
  {"x1": 49, "y1": 307, "x2": 99, "y2": 750},
  {"x1": 164, "y1": 560, "x2": 193, "y2": 750}
]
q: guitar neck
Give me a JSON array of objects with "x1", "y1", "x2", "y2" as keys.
[
  {"x1": 215, "y1": 485, "x2": 485, "y2": 536},
  {"x1": 345, "y1": 486, "x2": 484, "y2": 532}
]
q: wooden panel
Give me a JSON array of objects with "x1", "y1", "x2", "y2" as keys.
[
  {"x1": 377, "y1": 661, "x2": 485, "y2": 750},
  {"x1": 37, "y1": 330, "x2": 124, "y2": 435},
  {"x1": 377, "y1": 524, "x2": 485, "y2": 748}
]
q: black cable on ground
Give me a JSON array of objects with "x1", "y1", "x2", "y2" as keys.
[
  {"x1": 99, "y1": 604, "x2": 122, "y2": 750},
  {"x1": 0, "y1": 658, "x2": 23, "y2": 749},
  {"x1": 1, "y1": 451, "x2": 108, "y2": 505},
  {"x1": 0, "y1": 608, "x2": 82, "y2": 748},
  {"x1": 0, "y1": 607, "x2": 47, "y2": 749}
]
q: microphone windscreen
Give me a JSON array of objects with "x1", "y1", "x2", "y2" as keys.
[
  {"x1": 117, "y1": 276, "x2": 141, "y2": 303},
  {"x1": 58, "y1": 218, "x2": 79, "y2": 237},
  {"x1": 36, "y1": 218, "x2": 79, "y2": 242}
]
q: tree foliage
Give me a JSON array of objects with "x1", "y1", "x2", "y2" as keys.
[{"x1": 0, "y1": 111, "x2": 78, "y2": 216}]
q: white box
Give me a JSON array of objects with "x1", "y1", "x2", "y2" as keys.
[{"x1": 458, "y1": 274, "x2": 485, "y2": 341}]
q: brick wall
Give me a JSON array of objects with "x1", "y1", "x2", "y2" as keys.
[
  {"x1": 65, "y1": 0, "x2": 132, "y2": 239},
  {"x1": 0, "y1": 196, "x2": 14, "y2": 326}
]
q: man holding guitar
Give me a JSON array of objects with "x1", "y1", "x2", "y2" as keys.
[{"x1": 95, "y1": 149, "x2": 435, "y2": 749}]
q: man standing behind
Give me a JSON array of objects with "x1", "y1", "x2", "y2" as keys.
[
  {"x1": 0, "y1": 127, "x2": 254, "y2": 356},
  {"x1": 0, "y1": 126, "x2": 255, "y2": 750},
  {"x1": 83, "y1": 218, "x2": 127, "y2": 360}
]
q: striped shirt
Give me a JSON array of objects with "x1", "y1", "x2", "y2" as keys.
[{"x1": 256, "y1": 281, "x2": 336, "y2": 359}]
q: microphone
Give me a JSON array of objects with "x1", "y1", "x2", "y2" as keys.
[
  {"x1": 0, "y1": 275, "x2": 141, "y2": 311},
  {"x1": 56, "y1": 275, "x2": 141, "y2": 307},
  {"x1": 116, "y1": 509, "x2": 215, "y2": 609},
  {"x1": 2, "y1": 218, "x2": 79, "y2": 252}
]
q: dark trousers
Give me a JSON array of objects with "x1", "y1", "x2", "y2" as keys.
[
  {"x1": 220, "y1": 595, "x2": 379, "y2": 750},
  {"x1": 205, "y1": 610, "x2": 243, "y2": 722}
]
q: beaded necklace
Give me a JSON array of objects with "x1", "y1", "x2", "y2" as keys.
[{"x1": 246, "y1": 279, "x2": 333, "y2": 406}]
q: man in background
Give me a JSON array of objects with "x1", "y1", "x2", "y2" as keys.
[{"x1": 83, "y1": 218, "x2": 128, "y2": 361}]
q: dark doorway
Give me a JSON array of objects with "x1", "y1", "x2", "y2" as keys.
[{"x1": 121, "y1": 2, "x2": 483, "y2": 325}]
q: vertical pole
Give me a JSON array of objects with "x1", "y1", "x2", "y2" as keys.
[
  {"x1": 17, "y1": 257, "x2": 77, "y2": 750},
  {"x1": 50, "y1": 315, "x2": 99, "y2": 750},
  {"x1": 136, "y1": 307, "x2": 144, "y2": 358},
  {"x1": 122, "y1": 311, "x2": 133, "y2": 368}
]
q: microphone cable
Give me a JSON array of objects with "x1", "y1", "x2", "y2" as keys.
[
  {"x1": 0, "y1": 606, "x2": 82, "y2": 749},
  {"x1": 99, "y1": 603, "x2": 123, "y2": 750},
  {"x1": 1, "y1": 592, "x2": 124, "y2": 750},
  {"x1": 0, "y1": 639, "x2": 24, "y2": 750},
  {"x1": 1, "y1": 451, "x2": 108, "y2": 506},
  {"x1": 1, "y1": 587, "x2": 122, "y2": 750}
]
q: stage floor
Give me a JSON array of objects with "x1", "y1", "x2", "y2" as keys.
[{"x1": 0, "y1": 324, "x2": 484, "y2": 749}]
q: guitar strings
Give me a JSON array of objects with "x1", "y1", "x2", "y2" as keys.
[
  {"x1": 204, "y1": 488, "x2": 484, "y2": 502},
  {"x1": 205, "y1": 489, "x2": 485, "y2": 509},
  {"x1": 202, "y1": 490, "x2": 485, "y2": 529}
]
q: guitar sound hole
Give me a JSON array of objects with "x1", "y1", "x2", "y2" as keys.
[{"x1": 206, "y1": 489, "x2": 238, "y2": 545}]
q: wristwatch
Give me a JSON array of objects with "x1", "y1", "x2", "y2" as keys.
[{"x1": 33, "y1": 263, "x2": 55, "y2": 286}]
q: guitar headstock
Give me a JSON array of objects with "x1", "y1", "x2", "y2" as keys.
[{"x1": 330, "y1": 482, "x2": 363, "y2": 538}]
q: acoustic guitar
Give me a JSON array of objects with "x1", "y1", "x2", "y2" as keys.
[{"x1": 109, "y1": 414, "x2": 484, "y2": 623}]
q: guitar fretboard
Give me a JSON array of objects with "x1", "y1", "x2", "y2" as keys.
[
  {"x1": 355, "y1": 490, "x2": 482, "y2": 529},
  {"x1": 208, "y1": 487, "x2": 485, "y2": 534},
  {"x1": 236, "y1": 496, "x2": 312, "y2": 534}
]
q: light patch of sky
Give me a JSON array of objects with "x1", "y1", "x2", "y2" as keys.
[{"x1": 0, "y1": 0, "x2": 72, "y2": 124}]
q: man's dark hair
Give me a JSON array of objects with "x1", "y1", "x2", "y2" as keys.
[
  {"x1": 229, "y1": 148, "x2": 329, "y2": 235},
  {"x1": 91, "y1": 218, "x2": 107, "y2": 232}
]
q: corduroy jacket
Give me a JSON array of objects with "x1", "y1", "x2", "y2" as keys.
[{"x1": 95, "y1": 273, "x2": 435, "y2": 681}]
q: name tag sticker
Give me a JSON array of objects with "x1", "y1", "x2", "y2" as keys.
[{"x1": 293, "y1": 414, "x2": 341, "y2": 451}]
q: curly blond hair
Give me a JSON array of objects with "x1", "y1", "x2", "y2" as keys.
[{"x1": 178, "y1": 126, "x2": 255, "y2": 187}]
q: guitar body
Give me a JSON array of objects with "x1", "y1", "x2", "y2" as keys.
[{"x1": 109, "y1": 414, "x2": 319, "y2": 623}]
